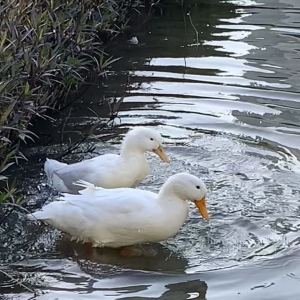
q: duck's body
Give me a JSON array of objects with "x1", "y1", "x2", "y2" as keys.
[
  {"x1": 45, "y1": 127, "x2": 169, "y2": 194},
  {"x1": 45, "y1": 153, "x2": 149, "y2": 194},
  {"x1": 30, "y1": 173, "x2": 209, "y2": 248},
  {"x1": 32, "y1": 185, "x2": 188, "y2": 247}
]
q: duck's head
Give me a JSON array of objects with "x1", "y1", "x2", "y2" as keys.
[
  {"x1": 162, "y1": 173, "x2": 209, "y2": 220},
  {"x1": 121, "y1": 127, "x2": 170, "y2": 162}
]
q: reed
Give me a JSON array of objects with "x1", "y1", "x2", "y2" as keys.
[{"x1": 0, "y1": 0, "x2": 149, "y2": 197}]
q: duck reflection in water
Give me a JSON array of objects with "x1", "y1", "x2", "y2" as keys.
[
  {"x1": 56, "y1": 239, "x2": 208, "y2": 300},
  {"x1": 57, "y1": 239, "x2": 188, "y2": 273}
]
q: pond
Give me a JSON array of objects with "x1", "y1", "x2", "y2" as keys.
[{"x1": 1, "y1": 0, "x2": 300, "y2": 299}]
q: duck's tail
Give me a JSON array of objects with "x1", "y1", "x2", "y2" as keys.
[
  {"x1": 74, "y1": 180, "x2": 103, "y2": 194},
  {"x1": 44, "y1": 158, "x2": 67, "y2": 180},
  {"x1": 27, "y1": 210, "x2": 46, "y2": 221}
]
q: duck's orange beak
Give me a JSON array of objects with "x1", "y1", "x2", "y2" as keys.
[
  {"x1": 153, "y1": 146, "x2": 170, "y2": 163},
  {"x1": 194, "y1": 197, "x2": 209, "y2": 220}
]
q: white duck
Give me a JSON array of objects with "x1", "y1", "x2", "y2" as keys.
[
  {"x1": 44, "y1": 127, "x2": 170, "y2": 194},
  {"x1": 30, "y1": 173, "x2": 209, "y2": 248}
]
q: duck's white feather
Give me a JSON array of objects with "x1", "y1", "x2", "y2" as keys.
[
  {"x1": 44, "y1": 158, "x2": 67, "y2": 180},
  {"x1": 74, "y1": 180, "x2": 104, "y2": 195}
]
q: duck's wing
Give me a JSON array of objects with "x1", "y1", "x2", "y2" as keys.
[{"x1": 53, "y1": 154, "x2": 119, "y2": 193}]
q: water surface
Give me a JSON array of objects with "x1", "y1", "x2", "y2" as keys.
[{"x1": 1, "y1": 0, "x2": 300, "y2": 299}]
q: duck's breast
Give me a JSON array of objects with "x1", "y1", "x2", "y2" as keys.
[
  {"x1": 99, "y1": 155, "x2": 149, "y2": 188},
  {"x1": 150, "y1": 200, "x2": 189, "y2": 241}
]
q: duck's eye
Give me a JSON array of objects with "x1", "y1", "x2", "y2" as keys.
[
  {"x1": 150, "y1": 138, "x2": 154, "y2": 141},
  {"x1": 196, "y1": 185, "x2": 200, "y2": 189}
]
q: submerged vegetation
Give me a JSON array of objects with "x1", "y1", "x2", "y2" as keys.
[{"x1": 0, "y1": 0, "x2": 154, "y2": 198}]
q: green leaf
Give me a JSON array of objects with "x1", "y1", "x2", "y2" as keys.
[{"x1": 24, "y1": 82, "x2": 30, "y2": 96}]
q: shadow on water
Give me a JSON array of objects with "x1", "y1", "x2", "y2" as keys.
[
  {"x1": 2, "y1": 0, "x2": 300, "y2": 299},
  {"x1": 56, "y1": 241, "x2": 189, "y2": 273}
]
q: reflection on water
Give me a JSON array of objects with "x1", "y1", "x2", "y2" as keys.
[
  {"x1": 2, "y1": 0, "x2": 300, "y2": 299},
  {"x1": 56, "y1": 241, "x2": 189, "y2": 273}
]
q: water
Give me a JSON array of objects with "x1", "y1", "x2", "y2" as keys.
[{"x1": 1, "y1": 0, "x2": 300, "y2": 298}]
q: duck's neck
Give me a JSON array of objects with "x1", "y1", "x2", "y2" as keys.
[
  {"x1": 120, "y1": 143, "x2": 146, "y2": 160},
  {"x1": 158, "y1": 184, "x2": 181, "y2": 203},
  {"x1": 157, "y1": 185, "x2": 189, "y2": 225}
]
